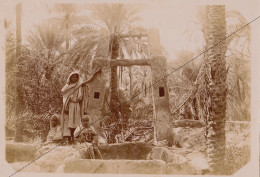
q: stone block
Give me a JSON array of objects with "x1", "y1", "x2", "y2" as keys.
[
  {"x1": 99, "y1": 142, "x2": 153, "y2": 160},
  {"x1": 149, "y1": 146, "x2": 209, "y2": 175},
  {"x1": 172, "y1": 127, "x2": 206, "y2": 152},
  {"x1": 167, "y1": 161, "x2": 195, "y2": 174},
  {"x1": 6, "y1": 142, "x2": 37, "y2": 163},
  {"x1": 34, "y1": 146, "x2": 77, "y2": 172},
  {"x1": 62, "y1": 159, "x2": 167, "y2": 174},
  {"x1": 149, "y1": 147, "x2": 187, "y2": 164}
]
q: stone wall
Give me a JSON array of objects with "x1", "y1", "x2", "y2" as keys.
[
  {"x1": 148, "y1": 147, "x2": 209, "y2": 175},
  {"x1": 7, "y1": 121, "x2": 250, "y2": 174},
  {"x1": 99, "y1": 142, "x2": 153, "y2": 160},
  {"x1": 58, "y1": 146, "x2": 209, "y2": 175},
  {"x1": 60, "y1": 159, "x2": 167, "y2": 174},
  {"x1": 172, "y1": 120, "x2": 250, "y2": 152},
  {"x1": 6, "y1": 142, "x2": 37, "y2": 163}
]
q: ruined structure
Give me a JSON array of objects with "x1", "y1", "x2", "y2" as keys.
[{"x1": 83, "y1": 28, "x2": 174, "y2": 146}]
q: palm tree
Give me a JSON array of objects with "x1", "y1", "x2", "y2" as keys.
[
  {"x1": 168, "y1": 50, "x2": 202, "y2": 120},
  {"x1": 203, "y1": 5, "x2": 227, "y2": 174},
  {"x1": 225, "y1": 10, "x2": 251, "y2": 121},
  {"x1": 90, "y1": 4, "x2": 143, "y2": 124},
  {"x1": 46, "y1": 3, "x2": 92, "y2": 52},
  {"x1": 63, "y1": 25, "x2": 100, "y2": 75},
  {"x1": 186, "y1": 7, "x2": 251, "y2": 122},
  {"x1": 26, "y1": 22, "x2": 65, "y2": 79}
]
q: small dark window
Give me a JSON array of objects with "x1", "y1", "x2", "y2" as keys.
[
  {"x1": 94, "y1": 92, "x2": 100, "y2": 99},
  {"x1": 159, "y1": 87, "x2": 165, "y2": 97}
]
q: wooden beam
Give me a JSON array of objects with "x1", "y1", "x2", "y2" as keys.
[
  {"x1": 110, "y1": 59, "x2": 151, "y2": 67},
  {"x1": 93, "y1": 58, "x2": 152, "y2": 67}
]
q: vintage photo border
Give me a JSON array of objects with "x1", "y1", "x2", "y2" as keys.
[{"x1": 0, "y1": 0, "x2": 259, "y2": 176}]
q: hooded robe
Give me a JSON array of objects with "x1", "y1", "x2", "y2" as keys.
[{"x1": 61, "y1": 71, "x2": 84, "y2": 137}]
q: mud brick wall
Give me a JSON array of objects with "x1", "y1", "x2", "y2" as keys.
[
  {"x1": 150, "y1": 56, "x2": 173, "y2": 146},
  {"x1": 85, "y1": 59, "x2": 110, "y2": 132},
  {"x1": 84, "y1": 32, "x2": 110, "y2": 131},
  {"x1": 148, "y1": 28, "x2": 163, "y2": 56}
]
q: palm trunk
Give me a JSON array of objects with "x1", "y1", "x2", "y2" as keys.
[
  {"x1": 204, "y1": 5, "x2": 227, "y2": 174},
  {"x1": 109, "y1": 34, "x2": 120, "y2": 128}
]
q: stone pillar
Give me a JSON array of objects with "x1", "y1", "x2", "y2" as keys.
[{"x1": 150, "y1": 56, "x2": 173, "y2": 146}]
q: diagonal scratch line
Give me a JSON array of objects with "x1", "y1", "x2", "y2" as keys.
[{"x1": 9, "y1": 15, "x2": 260, "y2": 177}]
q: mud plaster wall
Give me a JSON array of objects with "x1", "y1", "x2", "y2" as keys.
[
  {"x1": 148, "y1": 28, "x2": 163, "y2": 56},
  {"x1": 84, "y1": 31, "x2": 110, "y2": 131},
  {"x1": 150, "y1": 56, "x2": 173, "y2": 146},
  {"x1": 84, "y1": 32, "x2": 110, "y2": 131},
  {"x1": 85, "y1": 59, "x2": 110, "y2": 132}
]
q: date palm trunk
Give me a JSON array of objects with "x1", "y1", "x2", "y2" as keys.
[
  {"x1": 109, "y1": 34, "x2": 120, "y2": 142},
  {"x1": 204, "y1": 5, "x2": 227, "y2": 174}
]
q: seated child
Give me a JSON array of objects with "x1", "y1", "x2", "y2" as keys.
[
  {"x1": 36, "y1": 114, "x2": 63, "y2": 158},
  {"x1": 45, "y1": 114, "x2": 63, "y2": 145},
  {"x1": 73, "y1": 115, "x2": 102, "y2": 159}
]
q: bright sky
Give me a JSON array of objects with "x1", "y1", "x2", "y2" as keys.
[{"x1": 1, "y1": 0, "x2": 258, "y2": 60}]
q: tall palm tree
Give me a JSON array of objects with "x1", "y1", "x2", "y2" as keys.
[
  {"x1": 90, "y1": 4, "x2": 142, "y2": 124},
  {"x1": 186, "y1": 7, "x2": 251, "y2": 122},
  {"x1": 203, "y1": 5, "x2": 227, "y2": 174},
  {"x1": 26, "y1": 22, "x2": 65, "y2": 79},
  {"x1": 46, "y1": 3, "x2": 92, "y2": 52}
]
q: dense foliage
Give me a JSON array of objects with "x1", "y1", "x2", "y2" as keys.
[{"x1": 5, "y1": 4, "x2": 250, "y2": 143}]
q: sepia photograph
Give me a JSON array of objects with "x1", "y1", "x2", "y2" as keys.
[{"x1": 1, "y1": 0, "x2": 259, "y2": 176}]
